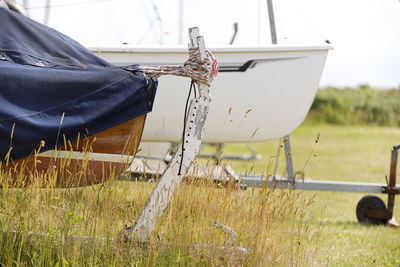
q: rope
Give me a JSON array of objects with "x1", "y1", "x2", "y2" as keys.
[
  {"x1": 138, "y1": 47, "x2": 219, "y2": 87},
  {"x1": 137, "y1": 46, "x2": 218, "y2": 175}
]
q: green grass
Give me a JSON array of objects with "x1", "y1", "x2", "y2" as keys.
[
  {"x1": 0, "y1": 158, "x2": 318, "y2": 266},
  {"x1": 224, "y1": 123, "x2": 400, "y2": 183},
  {"x1": 220, "y1": 123, "x2": 400, "y2": 266},
  {"x1": 1, "y1": 123, "x2": 400, "y2": 266}
]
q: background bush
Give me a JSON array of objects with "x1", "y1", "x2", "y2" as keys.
[{"x1": 308, "y1": 85, "x2": 400, "y2": 126}]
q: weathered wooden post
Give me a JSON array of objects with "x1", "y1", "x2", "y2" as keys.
[{"x1": 120, "y1": 27, "x2": 213, "y2": 243}]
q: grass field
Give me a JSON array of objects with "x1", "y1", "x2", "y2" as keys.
[
  {"x1": 221, "y1": 123, "x2": 400, "y2": 266},
  {"x1": 1, "y1": 123, "x2": 399, "y2": 266}
]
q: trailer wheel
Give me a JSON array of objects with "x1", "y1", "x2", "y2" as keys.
[{"x1": 356, "y1": 195, "x2": 387, "y2": 225}]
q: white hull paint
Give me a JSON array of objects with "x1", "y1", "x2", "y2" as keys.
[{"x1": 89, "y1": 45, "x2": 332, "y2": 143}]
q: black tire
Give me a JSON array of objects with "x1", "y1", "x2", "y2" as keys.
[{"x1": 356, "y1": 195, "x2": 387, "y2": 225}]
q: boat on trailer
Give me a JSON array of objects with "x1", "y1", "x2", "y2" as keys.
[
  {"x1": 0, "y1": 1, "x2": 229, "y2": 242},
  {"x1": 0, "y1": 6, "x2": 158, "y2": 186},
  {"x1": 0, "y1": 5, "x2": 217, "y2": 189}
]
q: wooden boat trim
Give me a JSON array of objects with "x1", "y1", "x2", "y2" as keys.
[
  {"x1": 7, "y1": 114, "x2": 148, "y2": 187},
  {"x1": 38, "y1": 150, "x2": 134, "y2": 164},
  {"x1": 71, "y1": 114, "x2": 147, "y2": 156}
]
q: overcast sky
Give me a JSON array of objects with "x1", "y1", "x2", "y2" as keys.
[{"x1": 21, "y1": 0, "x2": 400, "y2": 88}]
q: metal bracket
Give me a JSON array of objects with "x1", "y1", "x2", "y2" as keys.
[
  {"x1": 211, "y1": 220, "x2": 237, "y2": 247},
  {"x1": 198, "y1": 144, "x2": 261, "y2": 163},
  {"x1": 119, "y1": 27, "x2": 212, "y2": 243},
  {"x1": 386, "y1": 144, "x2": 399, "y2": 219},
  {"x1": 283, "y1": 136, "x2": 295, "y2": 181}
]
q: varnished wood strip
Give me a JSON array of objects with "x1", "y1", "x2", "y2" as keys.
[{"x1": 72, "y1": 114, "x2": 146, "y2": 155}]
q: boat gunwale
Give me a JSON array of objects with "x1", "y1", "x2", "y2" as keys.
[{"x1": 87, "y1": 44, "x2": 333, "y2": 53}]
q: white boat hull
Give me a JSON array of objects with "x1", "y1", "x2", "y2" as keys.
[{"x1": 90, "y1": 45, "x2": 331, "y2": 143}]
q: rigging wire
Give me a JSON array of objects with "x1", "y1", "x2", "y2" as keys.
[
  {"x1": 136, "y1": 0, "x2": 158, "y2": 44},
  {"x1": 108, "y1": 0, "x2": 123, "y2": 44},
  {"x1": 25, "y1": 0, "x2": 111, "y2": 10},
  {"x1": 273, "y1": 14, "x2": 290, "y2": 44},
  {"x1": 137, "y1": 0, "x2": 164, "y2": 44},
  {"x1": 257, "y1": 0, "x2": 262, "y2": 44},
  {"x1": 136, "y1": 19, "x2": 157, "y2": 44},
  {"x1": 289, "y1": 1, "x2": 330, "y2": 43},
  {"x1": 258, "y1": 0, "x2": 290, "y2": 45},
  {"x1": 149, "y1": 0, "x2": 164, "y2": 44}
]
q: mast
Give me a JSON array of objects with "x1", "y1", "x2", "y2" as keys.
[
  {"x1": 266, "y1": 0, "x2": 277, "y2": 44},
  {"x1": 178, "y1": 0, "x2": 183, "y2": 44},
  {"x1": 43, "y1": 0, "x2": 50, "y2": 25},
  {"x1": 266, "y1": 0, "x2": 295, "y2": 180},
  {"x1": 23, "y1": 0, "x2": 28, "y2": 15}
]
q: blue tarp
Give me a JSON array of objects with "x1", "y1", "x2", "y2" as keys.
[{"x1": 0, "y1": 8, "x2": 157, "y2": 160}]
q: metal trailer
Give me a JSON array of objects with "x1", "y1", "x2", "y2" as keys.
[
  {"x1": 237, "y1": 137, "x2": 400, "y2": 227},
  {"x1": 128, "y1": 137, "x2": 400, "y2": 227}
]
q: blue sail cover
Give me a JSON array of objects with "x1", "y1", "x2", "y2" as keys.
[{"x1": 0, "y1": 8, "x2": 157, "y2": 161}]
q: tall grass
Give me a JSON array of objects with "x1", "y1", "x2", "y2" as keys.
[
  {"x1": 309, "y1": 85, "x2": 400, "y2": 126},
  {"x1": 0, "y1": 155, "x2": 321, "y2": 266}
]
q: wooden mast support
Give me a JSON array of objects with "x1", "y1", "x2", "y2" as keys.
[{"x1": 120, "y1": 27, "x2": 211, "y2": 243}]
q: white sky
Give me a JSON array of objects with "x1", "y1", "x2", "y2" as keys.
[{"x1": 20, "y1": 0, "x2": 400, "y2": 88}]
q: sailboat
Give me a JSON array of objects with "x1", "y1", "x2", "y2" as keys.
[
  {"x1": 1, "y1": 0, "x2": 332, "y2": 187},
  {"x1": 90, "y1": 44, "x2": 331, "y2": 143},
  {"x1": 0, "y1": 1, "x2": 228, "y2": 242},
  {"x1": 87, "y1": 1, "x2": 331, "y2": 144},
  {"x1": 0, "y1": 4, "x2": 218, "y2": 188},
  {"x1": 0, "y1": 6, "x2": 157, "y2": 186},
  {"x1": 10, "y1": 0, "x2": 332, "y2": 144}
]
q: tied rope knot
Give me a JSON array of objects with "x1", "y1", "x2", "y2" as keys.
[{"x1": 138, "y1": 47, "x2": 219, "y2": 87}]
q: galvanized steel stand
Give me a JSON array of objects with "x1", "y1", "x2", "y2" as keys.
[
  {"x1": 241, "y1": 142, "x2": 399, "y2": 227},
  {"x1": 119, "y1": 28, "x2": 212, "y2": 243},
  {"x1": 283, "y1": 135, "x2": 295, "y2": 181}
]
